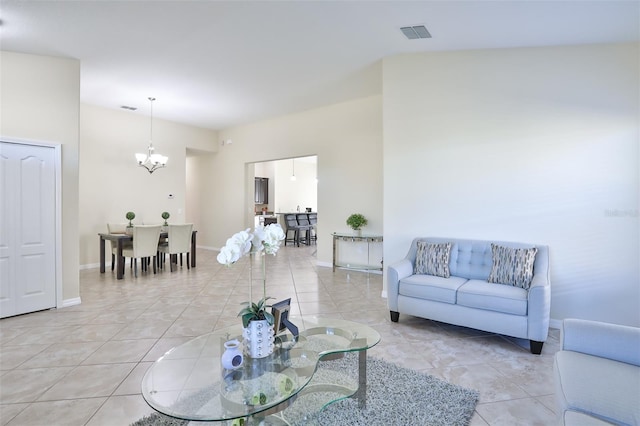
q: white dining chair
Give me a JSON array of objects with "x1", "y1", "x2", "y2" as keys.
[
  {"x1": 158, "y1": 223, "x2": 193, "y2": 272},
  {"x1": 122, "y1": 225, "x2": 162, "y2": 277},
  {"x1": 107, "y1": 223, "x2": 133, "y2": 271}
]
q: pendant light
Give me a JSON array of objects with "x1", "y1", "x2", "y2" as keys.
[
  {"x1": 290, "y1": 158, "x2": 297, "y2": 181},
  {"x1": 135, "y1": 97, "x2": 168, "y2": 174}
]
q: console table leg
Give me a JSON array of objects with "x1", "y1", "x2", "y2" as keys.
[{"x1": 356, "y1": 349, "x2": 367, "y2": 409}]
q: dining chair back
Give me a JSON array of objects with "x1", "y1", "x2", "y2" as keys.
[
  {"x1": 107, "y1": 223, "x2": 127, "y2": 234},
  {"x1": 107, "y1": 223, "x2": 132, "y2": 271},
  {"x1": 123, "y1": 225, "x2": 162, "y2": 276},
  {"x1": 158, "y1": 224, "x2": 193, "y2": 271}
]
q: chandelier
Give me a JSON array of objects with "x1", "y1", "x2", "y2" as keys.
[{"x1": 135, "y1": 97, "x2": 168, "y2": 174}]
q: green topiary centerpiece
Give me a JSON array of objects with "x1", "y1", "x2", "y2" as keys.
[
  {"x1": 125, "y1": 211, "x2": 135, "y2": 227},
  {"x1": 161, "y1": 211, "x2": 170, "y2": 226}
]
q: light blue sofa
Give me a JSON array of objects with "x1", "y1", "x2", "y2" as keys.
[
  {"x1": 554, "y1": 319, "x2": 640, "y2": 425},
  {"x1": 387, "y1": 237, "x2": 550, "y2": 354}
]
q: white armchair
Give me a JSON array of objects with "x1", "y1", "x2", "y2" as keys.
[{"x1": 554, "y1": 319, "x2": 640, "y2": 425}]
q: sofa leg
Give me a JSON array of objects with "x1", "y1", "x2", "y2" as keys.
[
  {"x1": 390, "y1": 311, "x2": 399, "y2": 322},
  {"x1": 530, "y1": 340, "x2": 544, "y2": 355}
]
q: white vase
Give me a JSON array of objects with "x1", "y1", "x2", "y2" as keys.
[
  {"x1": 221, "y1": 339, "x2": 243, "y2": 369},
  {"x1": 243, "y1": 319, "x2": 274, "y2": 358}
]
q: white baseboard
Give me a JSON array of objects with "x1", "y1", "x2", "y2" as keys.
[
  {"x1": 61, "y1": 297, "x2": 81, "y2": 308},
  {"x1": 80, "y1": 262, "x2": 101, "y2": 270},
  {"x1": 197, "y1": 245, "x2": 218, "y2": 251},
  {"x1": 316, "y1": 261, "x2": 332, "y2": 268},
  {"x1": 549, "y1": 318, "x2": 562, "y2": 330}
]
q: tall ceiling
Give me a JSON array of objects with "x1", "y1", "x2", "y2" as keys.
[{"x1": 2, "y1": 1, "x2": 638, "y2": 130}]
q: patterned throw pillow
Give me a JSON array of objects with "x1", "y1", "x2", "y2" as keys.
[
  {"x1": 488, "y1": 244, "x2": 538, "y2": 289},
  {"x1": 414, "y1": 241, "x2": 452, "y2": 278}
]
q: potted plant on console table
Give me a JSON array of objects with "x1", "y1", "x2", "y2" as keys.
[
  {"x1": 217, "y1": 223, "x2": 285, "y2": 358},
  {"x1": 346, "y1": 213, "x2": 368, "y2": 236}
]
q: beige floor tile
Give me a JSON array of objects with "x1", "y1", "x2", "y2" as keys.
[
  {"x1": 60, "y1": 324, "x2": 125, "y2": 343},
  {"x1": 3, "y1": 327, "x2": 79, "y2": 346},
  {"x1": 142, "y1": 337, "x2": 193, "y2": 362},
  {"x1": 37, "y1": 363, "x2": 135, "y2": 400},
  {"x1": 111, "y1": 319, "x2": 174, "y2": 340},
  {"x1": 85, "y1": 394, "x2": 154, "y2": 426},
  {"x1": 0, "y1": 345, "x2": 50, "y2": 370},
  {"x1": 0, "y1": 403, "x2": 28, "y2": 426},
  {"x1": 6, "y1": 398, "x2": 105, "y2": 426},
  {"x1": 81, "y1": 339, "x2": 156, "y2": 365},
  {"x1": 430, "y1": 364, "x2": 529, "y2": 403},
  {"x1": 113, "y1": 362, "x2": 152, "y2": 395},
  {"x1": 0, "y1": 367, "x2": 73, "y2": 403},
  {"x1": 475, "y1": 398, "x2": 557, "y2": 426},
  {"x1": 19, "y1": 342, "x2": 104, "y2": 369}
]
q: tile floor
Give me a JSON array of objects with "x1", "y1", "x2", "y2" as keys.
[{"x1": 0, "y1": 245, "x2": 559, "y2": 425}]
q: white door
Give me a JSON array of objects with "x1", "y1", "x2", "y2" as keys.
[{"x1": 0, "y1": 142, "x2": 57, "y2": 318}]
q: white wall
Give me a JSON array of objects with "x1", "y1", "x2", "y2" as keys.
[
  {"x1": 79, "y1": 104, "x2": 218, "y2": 265},
  {"x1": 274, "y1": 158, "x2": 317, "y2": 214},
  {"x1": 192, "y1": 95, "x2": 383, "y2": 266},
  {"x1": 383, "y1": 43, "x2": 639, "y2": 326},
  {"x1": 1, "y1": 51, "x2": 81, "y2": 303}
]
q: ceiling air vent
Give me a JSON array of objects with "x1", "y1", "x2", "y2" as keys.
[
  {"x1": 401, "y1": 25, "x2": 431, "y2": 40},
  {"x1": 120, "y1": 105, "x2": 138, "y2": 111}
]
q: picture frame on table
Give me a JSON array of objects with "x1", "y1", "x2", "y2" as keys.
[{"x1": 271, "y1": 298, "x2": 291, "y2": 333}]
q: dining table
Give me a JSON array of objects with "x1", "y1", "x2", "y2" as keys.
[{"x1": 98, "y1": 230, "x2": 197, "y2": 279}]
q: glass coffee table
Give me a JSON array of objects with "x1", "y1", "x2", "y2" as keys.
[{"x1": 141, "y1": 317, "x2": 380, "y2": 424}]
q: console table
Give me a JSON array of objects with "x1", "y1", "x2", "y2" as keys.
[{"x1": 332, "y1": 232, "x2": 383, "y2": 272}]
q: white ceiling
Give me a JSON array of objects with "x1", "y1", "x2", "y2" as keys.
[{"x1": 2, "y1": 1, "x2": 638, "y2": 130}]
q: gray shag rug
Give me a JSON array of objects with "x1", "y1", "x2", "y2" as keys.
[{"x1": 131, "y1": 353, "x2": 479, "y2": 426}]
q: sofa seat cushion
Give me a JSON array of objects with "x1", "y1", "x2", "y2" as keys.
[
  {"x1": 555, "y1": 351, "x2": 640, "y2": 426},
  {"x1": 457, "y1": 279, "x2": 528, "y2": 315},
  {"x1": 398, "y1": 274, "x2": 468, "y2": 304}
]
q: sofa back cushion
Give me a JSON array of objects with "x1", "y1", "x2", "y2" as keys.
[{"x1": 410, "y1": 238, "x2": 548, "y2": 282}]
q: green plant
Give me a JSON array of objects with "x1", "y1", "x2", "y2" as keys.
[
  {"x1": 238, "y1": 296, "x2": 275, "y2": 328},
  {"x1": 125, "y1": 211, "x2": 135, "y2": 227},
  {"x1": 346, "y1": 213, "x2": 368, "y2": 230},
  {"x1": 161, "y1": 211, "x2": 170, "y2": 226}
]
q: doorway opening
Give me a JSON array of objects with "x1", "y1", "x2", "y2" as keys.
[{"x1": 250, "y1": 155, "x2": 317, "y2": 228}]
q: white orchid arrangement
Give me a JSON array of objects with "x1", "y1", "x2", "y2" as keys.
[{"x1": 217, "y1": 224, "x2": 286, "y2": 327}]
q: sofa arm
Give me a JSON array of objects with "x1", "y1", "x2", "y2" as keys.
[
  {"x1": 387, "y1": 259, "x2": 413, "y2": 311},
  {"x1": 527, "y1": 273, "x2": 550, "y2": 342},
  {"x1": 560, "y1": 319, "x2": 640, "y2": 366}
]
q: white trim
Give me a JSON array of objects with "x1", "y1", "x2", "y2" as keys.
[
  {"x1": 54, "y1": 144, "x2": 63, "y2": 310},
  {"x1": 197, "y1": 245, "x2": 218, "y2": 251},
  {"x1": 62, "y1": 297, "x2": 81, "y2": 308},
  {"x1": 80, "y1": 263, "x2": 101, "y2": 270},
  {"x1": 316, "y1": 261, "x2": 332, "y2": 268}
]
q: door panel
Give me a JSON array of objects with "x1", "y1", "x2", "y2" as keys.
[{"x1": 0, "y1": 142, "x2": 56, "y2": 318}]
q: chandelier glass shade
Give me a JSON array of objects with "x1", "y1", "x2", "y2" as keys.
[{"x1": 136, "y1": 97, "x2": 168, "y2": 174}]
